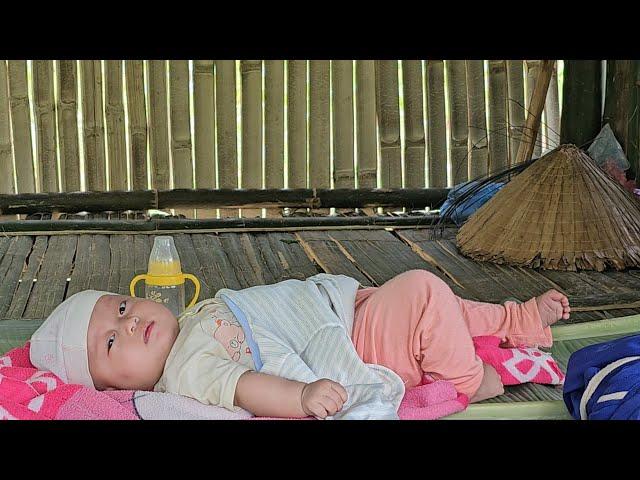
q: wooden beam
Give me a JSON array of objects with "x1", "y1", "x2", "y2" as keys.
[
  {"x1": 0, "y1": 188, "x2": 451, "y2": 214},
  {"x1": 560, "y1": 60, "x2": 602, "y2": 147},
  {"x1": 0, "y1": 214, "x2": 443, "y2": 233}
]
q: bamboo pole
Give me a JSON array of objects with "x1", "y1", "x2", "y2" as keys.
[
  {"x1": 56, "y1": 60, "x2": 81, "y2": 192},
  {"x1": 33, "y1": 61, "x2": 59, "y2": 193},
  {"x1": 169, "y1": 60, "x2": 193, "y2": 218},
  {"x1": 264, "y1": 60, "x2": 284, "y2": 217},
  {"x1": 7, "y1": 61, "x2": 35, "y2": 193},
  {"x1": 193, "y1": 60, "x2": 216, "y2": 218},
  {"x1": 445, "y1": 60, "x2": 469, "y2": 185},
  {"x1": 331, "y1": 60, "x2": 355, "y2": 189},
  {"x1": 240, "y1": 60, "x2": 263, "y2": 218},
  {"x1": 356, "y1": 60, "x2": 377, "y2": 189},
  {"x1": 375, "y1": 60, "x2": 402, "y2": 191},
  {"x1": 525, "y1": 60, "x2": 543, "y2": 157},
  {"x1": 80, "y1": 60, "x2": 106, "y2": 191},
  {"x1": 515, "y1": 60, "x2": 555, "y2": 165},
  {"x1": 105, "y1": 60, "x2": 127, "y2": 191},
  {"x1": 309, "y1": 60, "x2": 331, "y2": 215},
  {"x1": 487, "y1": 60, "x2": 508, "y2": 172},
  {"x1": 506, "y1": 60, "x2": 525, "y2": 165},
  {"x1": 426, "y1": 60, "x2": 447, "y2": 188},
  {"x1": 125, "y1": 60, "x2": 148, "y2": 190},
  {"x1": 544, "y1": 63, "x2": 561, "y2": 150},
  {"x1": 148, "y1": 60, "x2": 170, "y2": 190},
  {"x1": 0, "y1": 60, "x2": 15, "y2": 200},
  {"x1": 402, "y1": 60, "x2": 425, "y2": 188},
  {"x1": 561, "y1": 60, "x2": 602, "y2": 148},
  {"x1": 215, "y1": 60, "x2": 238, "y2": 217},
  {"x1": 287, "y1": 60, "x2": 307, "y2": 189},
  {"x1": 465, "y1": 60, "x2": 488, "y2": 180}
]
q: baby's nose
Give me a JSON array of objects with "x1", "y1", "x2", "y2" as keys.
[{"x1": 126, "y1": 316, "x2": 140, "y2": 335}]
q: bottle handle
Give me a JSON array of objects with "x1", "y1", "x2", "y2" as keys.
[
  {"x1": 130, "y1": 274, "x2": 148, "y2": 297},
  {"x1": 183, "y1": 274, "x2": 201, "y2": 308}
]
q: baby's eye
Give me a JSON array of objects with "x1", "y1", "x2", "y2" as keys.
[
  {"x1": 118, "y1": 301, "x2": 126, "y2": 315},
  {"x1": 107, "y1": 333, "x2": 115, "y2": 351}
]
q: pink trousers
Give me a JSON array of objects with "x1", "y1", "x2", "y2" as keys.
[{"x1": 351, "y1": 270, "x2": 552, "y2": 398}]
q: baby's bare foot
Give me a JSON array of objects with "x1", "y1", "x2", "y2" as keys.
[{"x1": 535, "y1": 289, "x2": 570, "y2": 328}]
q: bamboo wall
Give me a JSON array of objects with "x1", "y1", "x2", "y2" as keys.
[{"x1": 0, "y1": 60, "x2": 563, "y2": 217}]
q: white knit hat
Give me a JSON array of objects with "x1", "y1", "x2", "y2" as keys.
[{"x1": 30, "y1": 290, "x2": 113, "y2": 388}]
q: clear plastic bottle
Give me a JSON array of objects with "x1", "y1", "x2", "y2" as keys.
[{"x1": 129, "y1": 236, "x2": 200, "y2": 317}]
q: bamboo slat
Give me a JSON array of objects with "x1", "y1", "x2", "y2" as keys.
[
  {"x1": 105, "y1": 60, "x2": 127, "y2": 190},
  {"x1": 264, "y1": 60, "x2": 284, "y2": 216},
  {"x1": 0, "y1": 60, "x2": 16, "y2": 223},
  {"x1": 375, "y1": 60, "x2": 401, "y2": 189},
  {"x1": 240, "y1": 60, "x2": 263, "y2": 218},
  {"x1": 401, "y1": 60, "x2": 425, "y2": 188},
  {"x1": 544, "y1": 63, "x2": 561, "y2": 150},
  {"x1": 506, "y1": 60, "x2": 525, "y2": 165},
  {"x1": 355, "y1": 60, "x2": 377, "y2": 188},
  {"x1": 215, "y1": 60, "x2": 238, "y2": 217},
  {"x1": 445, "y1": 60, "x2": 469, "y2": 184},
  {"x1": 169, "y1": 61, "x2": 193, "y2": 218},
  {"x1": 465, "y1": 60, "x2": 488, "y2": 180},
  {"x1": 125, "y1": 60, "x2": 148, "y2": 190},
  {"x1": 525, "y1": 60, "x2": 543, "y2": 157},
  {"x1": 56, "y1": 60, "x2": 80, "y2": 192},
  {"x1": 487, "y1": 60, "x2": 508, "y2": 172},
  {"x1": 0, "y1": 61, "x2": 15, "y2": 197},
  {"x1": 7, "y1": 61, "x2": 35, "y2": 193},
  {"x1": 169, "y1": 60, "x2": 193, "y2": 189},
  {"x1": 193, "y1": 60, "x2": 216, "y2": 218},
  {"x1": 33, "y1": 61, "x2": 59, "y2": 193},
  {"x1": 331, "y1": 60, "x2": 355, "y2": 189},
  {"x1": 309, "y1": 60, "x2": 331, "y2": 198},
  {"x1": 148, "y1": 60, "x2": 170, "y2": 190},
  {"x1": 80, "y1": 60, "x2": 106, "y2": 191},
  {"x1": 287, "y1": 60, "x2": 307, "y2": 189},
  {"x1": 426, "y1": 60, "x2": 447, "y2": 187}
]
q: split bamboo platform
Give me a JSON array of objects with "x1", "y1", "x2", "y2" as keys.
[{"x1": 2, "y1": 217, "x2": 640, "y2": 415}]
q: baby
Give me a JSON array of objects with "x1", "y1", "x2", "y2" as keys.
[{"x1": 30, "y1": 270, "x2": 570, "y2": 419}]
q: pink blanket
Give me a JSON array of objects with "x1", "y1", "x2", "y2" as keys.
[{"x1": 0, "y1": 336, "x2": 562, "y2": 420}]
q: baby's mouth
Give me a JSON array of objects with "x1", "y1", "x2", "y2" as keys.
[{"x1": 144, "y1": 322, "x2": 155, "y2": 344}]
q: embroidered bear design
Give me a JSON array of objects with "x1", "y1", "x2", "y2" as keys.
[{"x1": 213, "y1": 318, "x2": 246, "y2": 362}]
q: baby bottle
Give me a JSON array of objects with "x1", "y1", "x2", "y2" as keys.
[{"x1": 129, "y1": 236, "x2": 201, "y2": 317}]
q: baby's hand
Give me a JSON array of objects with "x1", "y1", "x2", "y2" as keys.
[{"x1": 300, "y1": 379, "x2": 348, "y2": 419}]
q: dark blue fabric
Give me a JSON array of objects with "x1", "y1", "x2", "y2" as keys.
[
  {"x1": 563, "y1": 334, "x2": 640, "y2": 420},
  {"x1": 439, "y1": 180, "x2": 505, "y2": 224}
]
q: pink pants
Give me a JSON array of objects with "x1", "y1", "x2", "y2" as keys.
[{"x1": 351, "y1": 270, "x2": 552, "y2": 398}]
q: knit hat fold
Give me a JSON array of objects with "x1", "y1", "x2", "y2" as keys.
[{"x1": 30, "y1": 290, "x2": 112, "y2": 388}]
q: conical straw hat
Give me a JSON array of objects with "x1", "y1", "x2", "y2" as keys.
[{"x1": 456, "y1": 144, "x2": 640, "y2": 271}]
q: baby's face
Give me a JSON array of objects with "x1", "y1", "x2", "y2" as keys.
[{"x1": 87, "y1": 294, "x2": 179, "y2": 391}]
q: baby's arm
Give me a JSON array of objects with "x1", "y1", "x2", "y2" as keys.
[{"x1": 234, "y1": 371, "x2": 348, "y2": 418}]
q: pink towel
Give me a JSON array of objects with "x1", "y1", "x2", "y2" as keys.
[
  {"x1": 473, "y1": 335, "x2": 565, "y2": 386},
  {"x1": 397, "y1": 377, "x2": 469, "y2": 420}
]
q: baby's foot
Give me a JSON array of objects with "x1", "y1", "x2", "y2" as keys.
[{"x1": 535, "y1": 289, "x2": 570, "y2": 328}]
